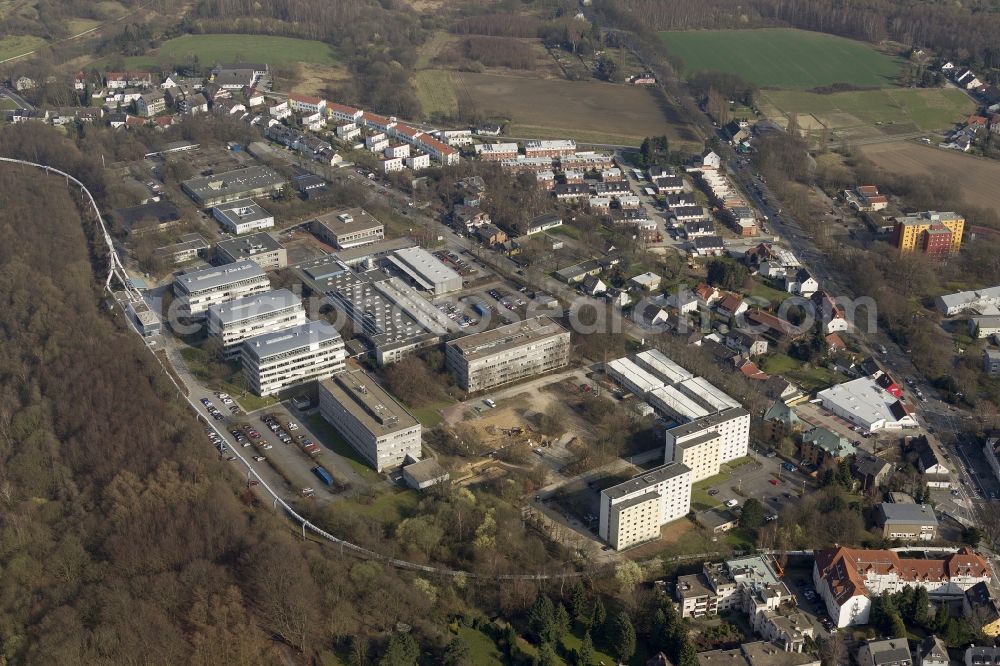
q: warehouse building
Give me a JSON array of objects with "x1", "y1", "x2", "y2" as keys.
[
  {"x1": 386, "y1": 246, "x2": 463, "y2": 295},
  {"x1": 817, "y1": 378, "x2": 918, "y2": 432},
  {"x1": 599, "y1": 462, "x2": 691, "y2": 550},
  {"x1": 182, "y1": 166, "x2": 286, "y2": 207},
  {"x1": 446, "y1": 316, "x2": 571, "y2": 392},
  {"x1": 678, "y1": 376, "x2": 741, "y2": 412},
  {"x1": 666, "y1": 407, "x2": 750, "y2": 464},
  {"x1": 318, "y1": 366, "x2": 422, "y2": 472},
  {"x1": 310, "y1": 208, "x2": 384, "y2": 249},
  {"x1": 211, "y1": 198, "x2": 275, "y2": 234},
  {"x1": 605, "y1": 357, "x2": 664, "y2": 398},
  {"x1": 173, "y1": 259, "x2": 270, "y2": 317},
  {"x1": 215, "y1": 231, "x2": 287, "y2": 270},
  {"x1": 206, "y1": 289, "x2": 306, "y2": 358},
  {"x1": 242, "y1": 320, "x2": 345, "y2": 396},
  {"x1": 648, "y1": 385, "x2": 711, "y2": 422},
  {"x1": 298, "y1": 257, "x2": 449, "y2": 365},
  {"x1": 634, "y1": 348, "x2": 694, "y2": 384}
]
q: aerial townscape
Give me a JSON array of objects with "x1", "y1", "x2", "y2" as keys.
[{"x1": 4, "y1": 0, "x2": 1000, "y2": 665}]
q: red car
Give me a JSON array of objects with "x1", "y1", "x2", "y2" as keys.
[{"x1": 769, "y1": 479, "x2": 780, "y2": 485}]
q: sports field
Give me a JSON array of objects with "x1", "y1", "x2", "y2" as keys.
[
  {"x1": 450, "y1": 71, "x2": 700, "y2": 147},
  {"x1": 758, "y1": 87, "x2": 975, "y2": 138},
  {"x1": 115, "y1": 34, "x2": 340, "y2": 69},
  {"x1": 659, "y1": 28, "x2": 903, "y2": 89}
]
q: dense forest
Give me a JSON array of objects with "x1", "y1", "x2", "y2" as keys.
[{"x1": 594, "y1": 0, "x2": 1000, "y2": 67}]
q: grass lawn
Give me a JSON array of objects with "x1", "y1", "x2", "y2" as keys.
[
  {"x1": 0, "y1": 35, "x2": 47, "y2": 61},
  {"x1": 549, "y1": 224, "x2": 581, "y2": 239},
  {"x1": 110, "y1": 33, "x2": 340, "y2": 70},
  {"x1": 456, "y1": 627, "x2": 504, "y2": 666},
  {"x1": 761, "y1": 353, "x2": 841, "y2": 392},
  {"x1": 725, "y1": 528, "x2": 756, "y2": 552},
  {"x1": 0, "y1": 98, "x2": 18, "y2": 111},
  {"x1": 303, "y1": 414, "x2": 381, "y2": 483},
  {"x1": 761, "y1": 352, "x2": 800, "y2": 375},
  {"x1": 414, "y1": 69, "x2": 459, "y2": 118},
  {"x1": 346, "y1": 486, "x2": 420, "y2": 524},
  {"x1": 410, "y1": 402, "x2": 449, "y2": 428},
  {"x1": 747, "y1": 278, "x2": 792, "y2": 306},
  {"x1": 760, "y1": 86, "x2": 974, "y2": 134},
  {"x1": 177, "y1": 346, "x2": 276, "y2": 411},
  {"x1": 560, "y1": 629, "x2": 617, "y2": 665},
  {"x1": 659, "y1": 28, "x2": 902, "y2": 89}
]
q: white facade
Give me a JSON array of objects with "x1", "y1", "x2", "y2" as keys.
[
  {"x1": 380, "y1": 156, "x2": 404, "y2": 172},
  {"x1": 666, "y1": 407, "x2": 750, "y2": 464},
  {"x1": 206, "y1": 289, "x2": 306, "y2": 358},
  {"x1": 405, "y1": 153, "x2": 430, "y2": 170},
  {"x1": 668, "y1": 430, "x2": 722, "y2": 482},
  {"x1": 817, "y1": 378, "x2": 918, "y2": 432},
  {"x1": 242, "y1": 320, "x2": 346, "y2": 396},
  {"x1": 173, "y1": 260, "x2": 271, "y2": 317},
  {"x1": 599, "y1": 462, "x2": 691, "y2": 550},
  {"x1": 212, "y1": 199, "x2": 275, "y2": 234}
]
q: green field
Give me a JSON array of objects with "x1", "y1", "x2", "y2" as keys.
[
  {"x1": 113, "y1": 33, "x2": 339, "y2": 69},
  {"x1": 660, "y1": 28, "x2": 902, "y2": 89},
  {"x1": 759, "y1": 86, "x2": 974, "y2": 135},
  {"x1": 0, "y1": 34, "x2": 46, "y2": 61},
  {"x1": 413, "y1": 69, "x2": 459, "y2": 118}
]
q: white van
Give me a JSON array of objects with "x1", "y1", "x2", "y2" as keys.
[{"x1": 484, "y1": 398, "x2": 497, "y2": 408}]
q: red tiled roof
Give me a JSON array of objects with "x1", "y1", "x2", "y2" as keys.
[
  {"x1": 825, "y1": 333, "x2": 846, "y2": 349},
  {"x1": 327, "y1": 102, "x2": 360, "y2": 116},
  {"x1": 289, "y1": 92, "x2": 324, "y2": 105},
  {"x1": 718, "y1": 293, "x2": 743, "y2": 313},
  {"x1": 419, "y1": 134, "x2": 456, "y2": 155},
  {"x1": 857, "y1": 185, "x2": 880, "y2": 195}
]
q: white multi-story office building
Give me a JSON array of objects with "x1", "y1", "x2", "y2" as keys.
[
  {"x1": 665, "y1": 407, "x2": 750, "y2": 464},
  {"x1": 599, "y1": 462, "x2": 691, "y2": 551},
  {"x1": 206, "y1": 289, "x2": 306, "y2": 358},
  {"x1": 318, "y1": 366, "x2": 422, "y2": 472},
  {"x1": 173, "y1": 260, "x2": 270, "y2": 317},
  {"x1": 241, "y1": 320, "x2": 345, "y2": 396},
  {"x1": 212, "y1": 198, "x2": 275, "y2": 234},
  {"x1": 445, "y1": 317, "x2": 571, "y2": 392}
]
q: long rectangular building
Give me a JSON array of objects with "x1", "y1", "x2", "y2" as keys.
[
  {"x1": 207, "y1": 289, "x2": 306, "y2": 358},
  {"x1": 649, "y1": 385, "x2": 711, "y2": 423},
  {"x1": 241, "y1": 320, "x2": 345, "y2": 396},
  {"x1": 679, "y1": 376, "x2": 741, "y2": 412},
  {"x1": 173, "y1": 260, "x2": 270, "y2": 317},
  {"x1": 387, "y1": 246, "x2": 463, "y2": 295},
  {"x1": 634, "y1": 348, "x2": 694, "y2": 384},
  {"x1": 445, "y1": 316, "x2": 571, "y2": 392},
  {"x1": 181, "y1": 166, "x2": 285, "y2": 207},
  {"x1": 599, "y1": 462, "x2": 691, "y2": 550},
  {"x1": 318, "y1": 366, "x2": 422, "y2": 472},
  {"x1": 606, "y1": 358, "x2": 664, "y2": 398},
  {"x1": 665, "y1": 406, "x2": 750, "y2": 464},
  {"x1": 310, "y1": 208, "x2": 384, "y2": 250}
]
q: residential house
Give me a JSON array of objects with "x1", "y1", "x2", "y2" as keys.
[
  {"x1": 581, "y1": 274, "x2": 608, "y2": 297},
  {"x1": 630, "y1": 272, "x2": 662, "y2": 292},
  {"x1": 825, "y1": 333, "x2": 847, "y2": 352},
  {"x1": 695, "y1": 283, "x2": 722, "y2": 308},
  {"x1": 965, "y1": 647, "x2": 1000, "y2": 666},
  {"x1": 717, "y1": 293, "x2": 748, "y2": 319},
  {"x1": 451, "y1": 205, "x2": 491, "y2": 232},
  {"x1": 475, "y1": 223, "x2": 507, "y2": 247},
  {"x1": 917, "y1": 637, "x2": 948, "y2": 666},
  {"x1": 964, "y1": 581, "x2": 1000, "y2": 638},
  {"x1": 136, "y1": 91, "x2": 166, "y2": 117},
  {"x1": 761, "y1": 401, "x2": 801, "y2": 443},
  {"x1": 858, "y1": 639, "x2": 913, "y2": 666},
  {"x1": 694, "y1": 236, "x2": 725, "y2": 256},
  {"x1": 852, "y1": 453, "x2": 892, "y2": 492},
  {"x1": 984, "y1": 349, "x2": 1000, "y2": 376},
  {"x1": 876, "y1": 502, "x2": 938, "y2": 541},
  {"x1": 800, "y1": 427, "x2": 853, "y2": 466},
  {"x1": 662, "y1": 290, "x2": 699, "y2": 315},
  {"x1": 785, "y1": 269, "x2": 818, "y2": 296},
  {"x1": 726, "y1": 331, "x2": 768, "y2": 357},
  {"x1": 764, "y1": 376, "x2": 807, "y2": 405},
  {"x1": 909, "y1": 436, "x2": 951, "y2": 488},
  {"x1": 812, "y1": 290, "x2": 849, "y2": 333}
]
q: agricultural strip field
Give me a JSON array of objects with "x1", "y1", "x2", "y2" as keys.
[
  {"x1": 451, "y1": 71, "x2": 700, "y2": 147},
  {"x1": 758, "y1": 87, "x2": 975, "y2": 140},
  {"x1": 414, "y1": 69, "x2": 459, "y2": 118},
  {"x1": 860, "y1": 141, "x2": 1000, "y2": 211},
  {"x1": 659, "y1": 28, "x2": 903, "y2": 89},
  {"x1": 111, "y1": 33, "x2": 340, "y2": 70},
  {"x1": 0, "y1": 34, "x2": 46, "y2": 61}
]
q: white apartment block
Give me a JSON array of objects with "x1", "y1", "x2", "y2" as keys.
[
  {"x1": 666, "y1": 407, "x2": 750, "y2": 465},
  {"x1": 668, "y1": 430, "x2": 722, "y2": 482},
  {"x1": 173, "y1": 260, "x2": 270, "y2": 317},
  {"x1": 288, "y1": 93, "x2": 326, "y2": 115},
  {"x1": 242, "y1": 320, "x2": 346, "y2": 396},
  {"x1": 599, "y1": 462, "x2": 691, "y2": 550},
  {"x1": 406, "y1": 153, "x2": 430, "y2": 170},
  {"x1": 212, "y1": 198, "x2": 275, "y2": 234},
  {"x1": 206, "y1": 289, "x2": 306, "y2": 358},
  {"x1": 366, "y1": 133, "x2": 389, "y2": 152},
  {"x1": 445, "y1": 317, "x2": 571, "y2": 392},
  {"x1": 384, "y1": 143, "x2": 410, "y2": 159},
  {"x1": 318, "y1": 366, "x2": 422, "y2": 472},
  {"x1": 380, "y1": 156, "x2": 404, "y2": 173}
]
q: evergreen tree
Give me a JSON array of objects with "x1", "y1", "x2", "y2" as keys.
[
  {"x1": 934, "y1": 602, "x2": 949, "y2": 633},
  {"x1": 610, "y1": 612, "x2": 636, "y2": 663},
  {"x1": 504, "y1": 623, "x2": 520, "y2": 659},
  {"x1": 591, "y1": 598, "x2": 607, "y2": 637},
  {"x1": 651, "y1": 607, "x2": 669, "y2": 653},
  {"x1": 528, "y1": 594, "x2": 556, "y2": 644},
  {"x1": 570, "y1": 582, "x2": 588, "y2": 626},
  {"x1": 678, "y1": 639, "x2": 699, "y2": 666},
  {"x1": 443, "y1": 636, "x2": 472, "y2": 666},
  {"x1": 538, "y1": 641, "x2": 559, "y2": 666},
  {"x1": 578, "y1": 631, "x2": 595, "y2": 666},
  {"x1": 913, "y1": 587, "x2": 930, "y2": 627},
  {"x1": 890, "y1": 611, "x2": 907, "y2": 639},
  {"x1": 556, "y1": 604, "x2": 571, "y2": 641},
  {"x1": 379, "y1": 633, "x2": 420, "y2": 666}
]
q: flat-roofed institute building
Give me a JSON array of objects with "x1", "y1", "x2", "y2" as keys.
[
  {"x1": 215, "y1": 231, "x2": 287, "y2": 270},
  {"x1": 212, "y1": 198, "x2": 275, "y2": 234},
  {"x1": 876, "y1": 502, "x2": 938, "y2": 541},
  {"x1": 182, "y1": 166, "x2": 286, "y2": 208},
  {"x1": 446, "y1": 316, "x2": 571, "y2": 392},
  {"x1": 318, "y1": 366, "x2": 422, "y2": 471},
  {"x1": 128, "y1": 299, "x2": 161, "y2": 336},
  {"x1": 599, "y1": 462, "x2": 691, "y2": 550},
  {"x1": 311, "y1": 208, "x2": 385, "y2": 249},
  {"x1": 387, "y1": 246, "x2": 463, "y2": 295},
  {"x1": 207, "y1": 289, "x2": 306, "y2": 358},
  {"x1": 242, "y1": 320, "x2": 346, "y2": 396},
  {"x1": 665, "y1": 407, "x2": 751, "y2": 465},
  {"x1": 173, "y1": 259, "x2": 270, "y2": 317}
]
